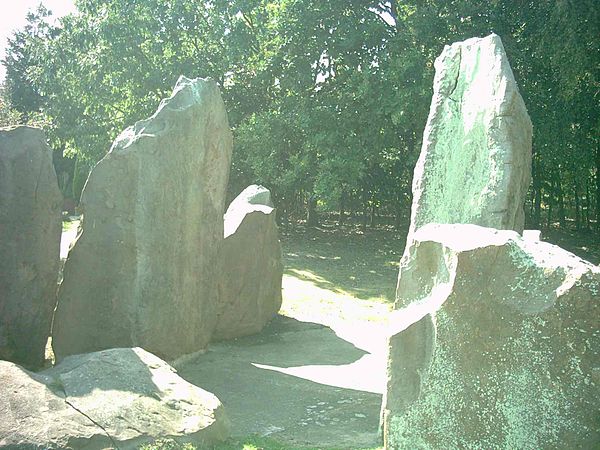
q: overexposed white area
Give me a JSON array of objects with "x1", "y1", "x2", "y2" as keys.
[{"x1": 0, "y1": 0, "x2": 76, "y2": 82}]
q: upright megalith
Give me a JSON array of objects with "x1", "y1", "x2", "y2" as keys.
[
  {"x1": 0, "y1": 126, "x2": 62, "y2": 369},
  {"x1": 52, "y1": 77, "x2": 232, "y2": 361},
  {"x1": 382, "y1": 224, "x2": 600, "y2": 449},
  {"x1": 214, "y1": 185, "x2": 283, "y2": 341},
  {"x1": 407, "y1": 33, "x2": 532, "y2": 244},
  {"x1": 382, "y1": 34, "x2": 599, "y2": 449}
]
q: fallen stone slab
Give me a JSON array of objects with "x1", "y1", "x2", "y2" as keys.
[
  {"x1": 383, "y1": 224, "x2": 600, "y2": 449},
  {"x1": 0, "y1": 347, "x2": 229, "y2": 449},
  {"x1": 52, "y1": 76, "x2": 233, "y2": 362},
  {"x1": 214, "y1": 185, "x2": 283, "y2": 341},
  {"x1": 407, "y1": 34, "x2": 532, "y2": 245},
  {"x1": 0, "y1": 126, "x2": 62, "y2": 369}
]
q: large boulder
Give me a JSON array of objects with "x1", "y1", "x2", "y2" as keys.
[
  {"x1": 407, "y1": 34, "x2": 532, "y2": 245},
  {"x1": 0, "y1": 126, "x2": 62, "y2": 369},
  {"x1": 213, "y1": 185, "x2": 283, "y2": 341},
  {"x1": 52, "y1": 77, "x2": 233, "y2": 361},
  {"x1": 0, "y1": 347, "x2": 230, "y2": 448},
  {"x1": 382, "y1": 224, "x2": 600, "y2": 449}
]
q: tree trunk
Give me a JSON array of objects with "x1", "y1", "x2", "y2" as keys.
[
  {"x1": 338, "y1": 189, "x2": 346, "y2": 226},
  {"x1": 546, "y1": 179, "x2": 554, "y2": 229},
  {"x1": 361, "y1": 187, "x2": 368, "y2": 233},
  {"x1": 574, "y1": 180, "x2": 581, "y2": 230},
  {"x1": 596, "y1": 139, "x2": 600, "y2": 230},
  {"x1": 306, "y1": 193, "x2": 318, "y2": 227},
  {"x1": 585, "y1": 179, "x2": 591, "y2": 229},
  {"x1": 370, "y1": 200, "x2": 376, "y2": 228},
  {"x1": 532, "y1": 155, "x2": 542, "y2": 228},
  {"x1": 556, "y1": 169, "x2": 566, "y2": 228}
]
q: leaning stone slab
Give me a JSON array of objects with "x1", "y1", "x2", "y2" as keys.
[
  {"x1": 0, "y1": 347, "x2": 230, "y2": 448},
  {"x1": 407, "y1": 34, "x2": 532, "y2": 244},
  {"x1": 213, "y1": 185, "x2": 283, "y2": 341},
  {"x1": 52, "y1": 77, "x2": 232, "y2": 361},
  {"x1": 382, "y1": 224, "x2": 600, "y2": 450},
  {"x1": 0, "y1": 126, "x2": 62, "y2": 369}
]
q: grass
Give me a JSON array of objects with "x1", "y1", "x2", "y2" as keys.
[
  {"x1": 140, "y1": 436, "x2": 382, "y2": 450},
  {"x1": 281, "y1": 222, "x2": 405, "y2": 304},
  {"x1": 278, "y1": 222, "x2": 403, "y2": 329},
  {"x1": 61, "y1": 215, "x2": 79, "y2": 232}
]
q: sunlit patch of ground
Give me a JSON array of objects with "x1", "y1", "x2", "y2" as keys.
[
  {"x1": 60, "y1": 216, "x2": 80, "y2": 259},
  {"x1": 281, "y1": 270, "x2": 391, "y2": 324}
]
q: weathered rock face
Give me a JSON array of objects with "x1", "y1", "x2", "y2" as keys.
[
  {"x1": 0, "y1": 347, "x2": 230, "y2": 448},
  {"x1": 0, "y1": 126, "x2": 62, "y2": 369},
  {"x1": 407, "y1": 34, "x2": 532, "y2": 244},
  {"x1": 213, "y1": 185, "x2": 283, "y2": 341},
  {"x1": 52, "y1": 77, "x2": 232, "y2": 362},
  {"x1": 383, "y1": 224, "x2": 600, "y2": 449}
]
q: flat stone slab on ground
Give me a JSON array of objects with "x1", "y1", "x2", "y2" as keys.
[
  {"x1": 178, "y1": 315, "x2": 383, "y2": 449},
  {"x1": 0, "y1": 347, "x2": 229, "y2": 449}
]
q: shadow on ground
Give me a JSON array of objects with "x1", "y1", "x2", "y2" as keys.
[
  {"x1": 282, "y1": 223, "x2": 405, "y2": 303},
  {"x1": 177, "y1": 316, "x2": 383, "y2": 449}
]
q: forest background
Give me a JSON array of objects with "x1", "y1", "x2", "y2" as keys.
[{"x1": 1, "y1": 0, "x2": 598, "y2": 232}]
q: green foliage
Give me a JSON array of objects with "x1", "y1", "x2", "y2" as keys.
[
  {"x1": 139, "y1": 438, "x2": 196, "y2": 450},
  {"x1": 0, "y1": 84, "x2": 22, "y2": 127},
  {"x1": 139, "y1": 435, "x2": 383, "y2": 450},
  {"x1": 2, "y1": 0, "x2": 598, "y2": 228},
  {"x1": 71, "y1": 156, "x2": 92, "y2": 202}
]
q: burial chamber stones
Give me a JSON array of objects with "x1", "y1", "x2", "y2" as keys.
[
  {"x1": 214, "y1": 185, "x2": 283, "y2": 341},
  {"x1": 383, "y1": 224, "x2": 600, "y2": 449},
  {"x1": 0, "y1": 126, "x2": 62, "y2": 369},
  {"x1": 52, "y1": 76, "x2": 233, "y2": 361},
  {"x1": 0, "y1": 347, "x2": 229, "y2": 448},
  {"x1": 406, "y1": 33, "x2": 532, "y2": 244}
]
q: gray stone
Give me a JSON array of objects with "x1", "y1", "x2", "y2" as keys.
[
  {"x1": 213, "y1": 185, "x2": 283, "y2": 341},
  {"x1": 383, "y1": 224, "x2": 600, "y2": 449},
  {"x1": 0, "y1": 126, "x2": 62, "y2": 369},
  {"x1": 407, "y1": 34, "x2": 532, "y2": 245},
  {"x1": 52, "y1": 76, "x2": 233, "y2": 362},
  {"x1": 229, "y1": 184, "x2": 274, "y2": 209},
  {"x1": 0, "y1": 347, "x2": 230, "y2": 448}
]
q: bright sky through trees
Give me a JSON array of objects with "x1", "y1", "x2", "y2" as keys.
[{"x1": 0, "y1": 0, "x2": 75, "y2": 81}]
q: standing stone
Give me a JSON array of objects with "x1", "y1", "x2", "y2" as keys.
[
  {"x1": 407, "y1": 33, "x2": 532, "y2": 244},
  {"x1": 52, "y1": 77, "x2": 232, "y2": 361},
  {"x1": 0, "y1": 126, "x2": 62, "y2": 369},
  {"x1": 213, "y1": 185, "x2": 283, "y2": 341},
  {"x1": 382, "y1": 224, "x2": 600, "y2": 449}
]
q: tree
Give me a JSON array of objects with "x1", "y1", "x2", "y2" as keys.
[{"x1": 3, "y1": 0, "x2": 597, "y2": 229}]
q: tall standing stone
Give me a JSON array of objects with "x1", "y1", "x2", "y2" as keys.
[
  {"x1": 406, "y1": 33, "x2": 532, "y2": 244},
  {"x1": 0, "y1": 126, "x2": 62, "y2": 369},
  {"x1": 384, "y1": 34, "x2": 597, "y2": 449},
  {"x1": 52, "y1": 77, "x2": 232, "y2": 361},
  {"x1": 213, "y1": 185, "x2": 283, "y2": 341}
]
